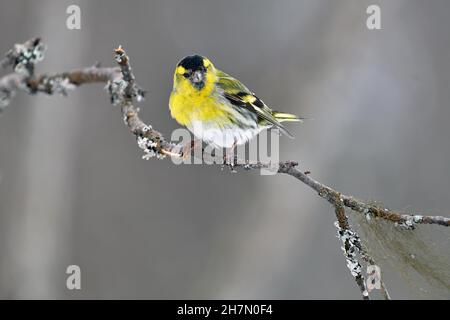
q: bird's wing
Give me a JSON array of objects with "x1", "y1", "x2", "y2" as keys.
[{"x1": 216, "y1": 70, "x2": 293, "y2": 137}]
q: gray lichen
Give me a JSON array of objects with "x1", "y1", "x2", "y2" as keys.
[
  {"x1": 2, "y1": 38, "x2": 46, "y2": 77},
  {"x1": 105, "y1": 79, "x2": 145, "y2": 107},
  {"x1": 0, "y1": 87, "x2": 14, "y2": 109},
  {"x1": 335, "y1": 221, "x2": 364, "y2": 278},
  {"x1": 395, "y1": 215, "x2": 424, "y2": 230},
  {"x1": 106, "y1": 79, "x2": 128, "y2": 106}
]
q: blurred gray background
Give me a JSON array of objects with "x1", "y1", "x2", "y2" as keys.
[{"x1": 0, "y1": 0, "x2": 449, "y2": 299}]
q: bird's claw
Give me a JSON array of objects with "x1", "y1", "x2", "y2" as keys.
[{"x1": 222, "y1": 153, "x2": 237, "y2": 173}]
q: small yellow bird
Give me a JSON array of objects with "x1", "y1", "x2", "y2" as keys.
[{"x1": 169, "y1": 55, "x2": 303, "y2": 152}]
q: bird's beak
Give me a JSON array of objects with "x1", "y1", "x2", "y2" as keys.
[
  {"x1": 191, "y1": 70, "x2": 205, "y2": 89},
  {"x1": 192, "y1": 71, "x2": 204, "y2": 83}
]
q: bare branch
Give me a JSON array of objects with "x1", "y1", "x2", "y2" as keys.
[
  {"x1": 332, "y1": 194, "x2": 391, "y2": 299},
  {"x1": 332, "y1": 195, "x2": 369, "y2": 299},
  {"x1": 1, "y1": 38, "x2": 449, "y2": 299},
  {"x1": 276, "y1": 164, "x2": 449, "y2": 228}
]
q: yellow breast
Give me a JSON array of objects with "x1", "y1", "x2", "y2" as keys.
[{"x1": 169, "y1": 72, "x2": 230, "y2": 126}]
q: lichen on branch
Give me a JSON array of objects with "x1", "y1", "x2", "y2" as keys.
[{"x1": 0, "y1": 38, "x2": 449, "y2": 300}]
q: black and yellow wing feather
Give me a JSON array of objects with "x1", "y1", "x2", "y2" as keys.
[{"x1": 216, "y1": 70, "x2": 300, "y2": 138}]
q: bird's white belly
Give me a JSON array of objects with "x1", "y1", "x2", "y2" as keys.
[{"x1": 188, "y1": 120, "x2": 262, "y2": 148}]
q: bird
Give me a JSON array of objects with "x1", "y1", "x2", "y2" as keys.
[{"x1": 169, "y1": 54, "x2": 303, "y2": 159}]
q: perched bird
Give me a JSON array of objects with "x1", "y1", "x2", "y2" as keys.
[{"x1": 169, "y1": 55, "x2": 303, "y2": 154}]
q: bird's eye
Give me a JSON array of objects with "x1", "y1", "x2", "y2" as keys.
[{"x1": 183, "y1": 72, "x2": 190, "y2": 78}]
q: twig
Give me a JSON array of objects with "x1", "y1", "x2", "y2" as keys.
[
  {"x1": 333, "y1": 197, "x2": 369, "y2": 300},
  {"x1": 333, "y1": 194, "x2": 391, "y2": 299},
  {"x1": 276, "y1": 163, "x2": 449, "y2": 228},
  {"x1": 1, "y1": 38, "x2": 449, "y2": 299}
]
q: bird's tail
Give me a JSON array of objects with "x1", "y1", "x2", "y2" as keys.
[{"x1": 272, "y1": 112, "x2": 305, "y2": 123}]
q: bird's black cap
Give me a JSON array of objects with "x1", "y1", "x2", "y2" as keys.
[{"x1": 178, "y1": 55, "x2": 205, "y2": 71}]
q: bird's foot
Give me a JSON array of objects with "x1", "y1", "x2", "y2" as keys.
[
  {"x1": 221, "y1": 148, "x2": 237, "y2": 172},
  {"x1": 181, "y1": 139, "x2": 203, "y2": 162}
]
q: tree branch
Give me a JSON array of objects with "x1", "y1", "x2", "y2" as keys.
[{"x1": 1, "y1": 38, "x2": 449, "y2": 299}]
